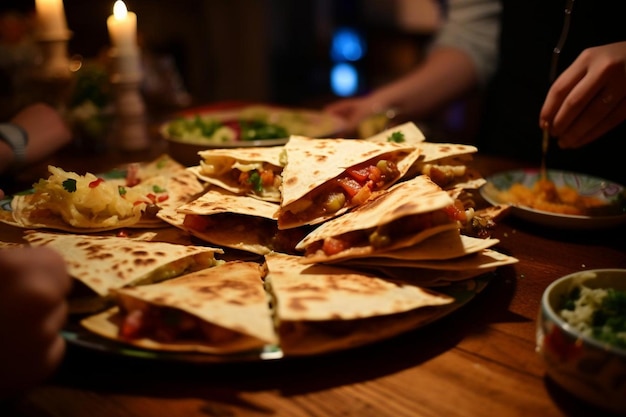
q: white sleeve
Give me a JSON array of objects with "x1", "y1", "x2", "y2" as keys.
[{"x1": 430, "y1": 0, "x2": 501, "y2": 85}]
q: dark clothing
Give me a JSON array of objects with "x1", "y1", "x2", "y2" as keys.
[{"x1": 477, "y1": 0, "x2": 626, "y2": 184}]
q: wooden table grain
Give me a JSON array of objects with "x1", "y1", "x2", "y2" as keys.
[{"x1": 1, "y1": 143, "x2": 625, "y2": 417}]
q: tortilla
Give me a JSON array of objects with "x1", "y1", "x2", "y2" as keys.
[
  {"x1": 346, "y1": 264, "x2": 499, "y2": 287},
  {"x1": 296, "y1": 175, "x2": 459, "y2": 264},
  {"x1": 4, "y1": 154, "x2": 206, "y2": 233},
  {"x1": 23, "y1": 230, "x2": 223, "y2": 313},
  {"x1": 81, "y1": 261, "x2": 277, "y2": 354},
  {"x1": 366, "y1": 229, "x2": 501, "y2": 261},
  {"x1": 264, "y1": 252, "x2": 454, "y2": 355},
  {"x1": 277, "y1": 135, "x2": 421, "y2": 229},
  {"x1": 157, "y1": 188, "x2": 310, "y2": 255},
  {"x1": 190, "y1": 146, "x2": 285, "y2": 202},
  {"x1": 408, "y1": 142, "x2": 485, "y2": 190},
  {"x1": 364, "y1": 121, "x2": 426, "y2": 144},
  {"x1": 341, "y1": 248, "x2": 519, "y2": 271}
]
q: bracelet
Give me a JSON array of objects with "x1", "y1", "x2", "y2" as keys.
[{"x1": 0, "y1": 123, "x2": 28, "y2": 166}]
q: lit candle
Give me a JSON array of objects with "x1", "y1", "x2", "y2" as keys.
[
  {"x1": 35, "y1": 0, "x2": 69, "y2": 39},
  {"x1": 107, "y1": 1, "x2": 138, "y2": 56}
]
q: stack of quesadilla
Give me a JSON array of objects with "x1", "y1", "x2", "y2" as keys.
[
  {"x1": 277, "y1": 135, "x2": 421, "y2": 229},
  {"x1": 24, "y1": 231, "x2": 223, "y2": 313},
  {"x1": 81, "y1": 261, "x2": 277, "y2": 354},
  {"x1": 294, "y1": 175, "x2": 518, "y2": 285},
  {"x1": 264, "y1": 252, "x2": 455, "y2": 355}
]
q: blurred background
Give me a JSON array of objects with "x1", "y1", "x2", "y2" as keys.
[{"x1": 0, "y1": 0, "x2": 479, "y2": 142}]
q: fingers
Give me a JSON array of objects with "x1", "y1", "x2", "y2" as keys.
[
  {"x1": 559, "y1": 95, "x2": 626, "y2": 148},
  {"x1": 540, "y1": 43, "x2": 626, "y2": 148}
]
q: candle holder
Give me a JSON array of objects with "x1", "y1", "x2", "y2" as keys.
[
  {"x1": 109, "y1": 50, "x2": 150, "y2": 152},
  {"x1": 30, "y1": 31, "x2": 74, "y2": 111}
]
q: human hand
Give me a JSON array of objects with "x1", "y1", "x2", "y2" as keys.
[
  {"x1": 324, "y1": 95, "x2": 381, "y2": 135},
  {"x1": 0, "y1": 247, "x2": 71, "y2": 398},
  {"x1": 540, "y1": 41, "x2": 626, "y2": 148}
]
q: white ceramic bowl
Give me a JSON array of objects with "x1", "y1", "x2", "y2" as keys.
[{"x1": 536, "y1": 269, "x2": 626, "y2": 414}]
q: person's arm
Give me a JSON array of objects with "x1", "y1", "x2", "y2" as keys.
[
  {"x1": 324, "y1": 0, "x2": 501, "y2": 133},
  {"x1": 0, "y1": 103, "x2": 72, "y2": 173}
]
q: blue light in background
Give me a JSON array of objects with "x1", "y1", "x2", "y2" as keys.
[
  {"x1": 330, "y1": 27, "x2": 365, "y2": 62},
  {"x1": 331, "y1": 62, "x2": 359, "y2": 97}
]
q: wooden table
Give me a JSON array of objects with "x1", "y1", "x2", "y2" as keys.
[{"x1": 1, "y1": 141, "x2": 625, "y2": 417}]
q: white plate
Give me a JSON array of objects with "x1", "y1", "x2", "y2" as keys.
[
  {"x1": 479, "y1": 169, "x2": 626, "y2": 230},
  {"x1": 160, "y1": 104, "x2": 347, "y2": 149}
]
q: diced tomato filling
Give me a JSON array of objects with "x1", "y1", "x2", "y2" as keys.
[
  {"x1": 322, "y1": 236, "x2": 352, "y2": 256},
  {"x1": 337, "y1": 177, "x2": 363, "y2": 198},
  {"x1": 183, "y1": 214, "x2": 216, "y2": 232},
  {"x1": 260, "y1": 169, "x2": 275, "y2": 186},
  {"x1": 125, "y1": 164, "x2": 141, "y2": 187},
  {"x1": 119, "y1": 303, "x2": 240, "y2": 344},
  {"x1": 443, "y1": 202, "x2": 467, "y2": 223},
  {"x1": 89, "y1": 178, "x2": 105, "y2": 188},
  {"x1": 282, "y1": 157, "x2": 402, "y2": 226},
  {"x1": 120, "y1": 309, "x2": 144, "y2": 339},
  {"x1": 235, "y1": 165, "x2": 280, "y2": 194}
]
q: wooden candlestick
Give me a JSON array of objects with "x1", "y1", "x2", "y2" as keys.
[{"x1": 109, "y1": 50, "x2": 150, "y2": 152}]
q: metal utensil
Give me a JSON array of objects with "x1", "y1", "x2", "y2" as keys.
[{"x1": 542, "y1": 0, "x2": 575, "y2": 175}]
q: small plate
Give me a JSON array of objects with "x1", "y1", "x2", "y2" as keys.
[{"x1": 479, "y1": 169, "x2": 626, "y2": 230}]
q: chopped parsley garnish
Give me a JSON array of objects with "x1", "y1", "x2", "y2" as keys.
[
  {"x1": 62, "y1": 178, "x2": 77, "y2": 192},
  {"x1": 388, "y1": 131, "x2": 405, "y2": 143},
  {"x1": 118, "y1": 185, "x2": 127, "y2": 196},
  {"x1": 152, "y1": 185, "x2": 166, "y2": 193},
  {"x1": 248, "y1": 171, "x2": 263, "y2": 193}
]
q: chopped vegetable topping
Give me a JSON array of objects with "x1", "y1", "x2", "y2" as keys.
[
  {"x1": 62, "y1": 178, "x2": 77, "y2": 192},
  {"x1": 89, "y1": 178, "x2": 105, "y2": 188},
  {"x1": 388, "y1": 131, "x2": 405, "y2": 143}
]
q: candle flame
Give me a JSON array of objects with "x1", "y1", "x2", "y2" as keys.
[{"x1": 113, "y1": 0, "x2": 128, "y2": 19}]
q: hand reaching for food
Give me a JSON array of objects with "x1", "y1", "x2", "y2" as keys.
[{"x1": 540, "y1": 41, "x2": 626, "y2": 149}]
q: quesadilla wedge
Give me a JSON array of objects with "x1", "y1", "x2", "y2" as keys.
[
  {"x1": 264, "y1": 252, "x2": 454, "y2": 355},
  {"x1": 23, "y1": 231, "x2": 223, "y2": 313},
  {"x1": 277, "y1": 135, "x2": 421, "y2": 229},
  {"x1": 411, "y1": 142, "x2": 484, "y2": 190},
  {"x1": 158, "y1": 188, "x2": 311, "y2": 255},
  {"x1": 4, "y1": 154, "x2": 205, "y2": 232},
  {"x1": 81, "y1": 261, "x2": 277, "y2": 354},
  {"x1": 296, "y1": 175, "x2": 466, "y2": 264},
  {"x1": 190, "y1": 146, "x2": 285, "y2": 202}
]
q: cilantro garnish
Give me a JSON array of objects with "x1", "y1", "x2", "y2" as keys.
[
  {"x1": 388, "y1": 132, "x2": 405, "y2": 143},
  {"x1": 62, "y1": 178, "x2": 77, "y2": 192},
  {"x1": 248, "y1": 171, "x2": 263, "y2": 193}
]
